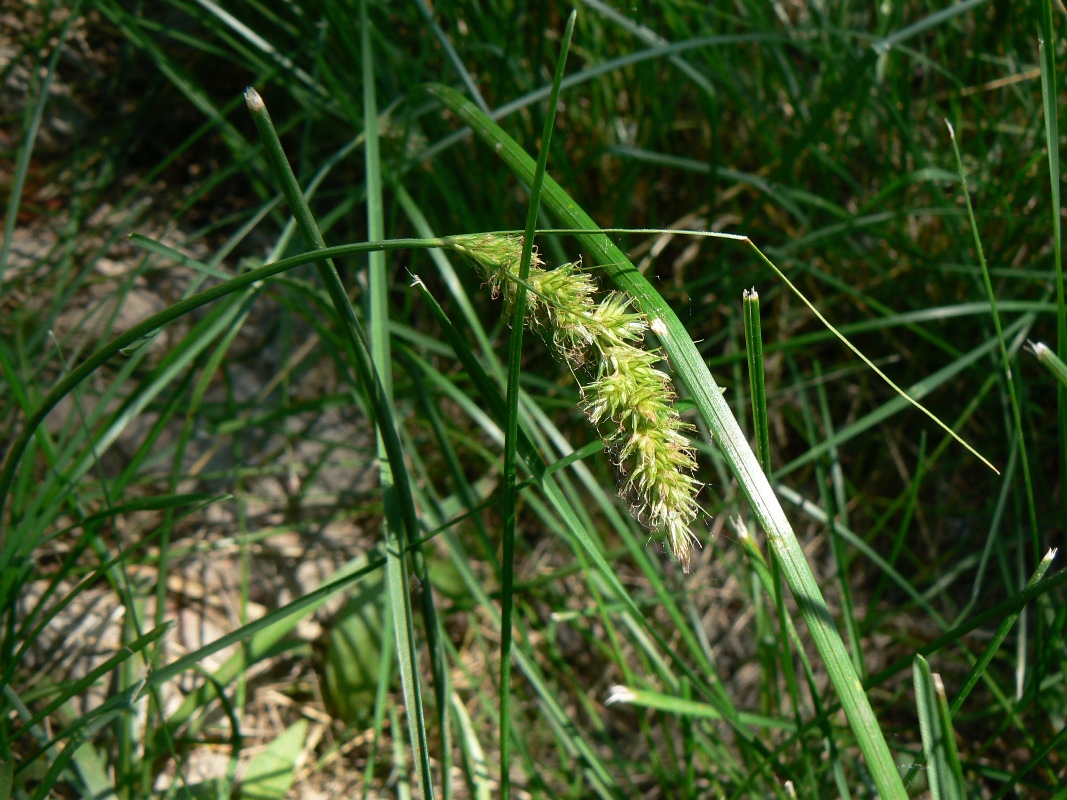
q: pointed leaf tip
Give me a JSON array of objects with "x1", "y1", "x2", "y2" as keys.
[{"x1": 244, "y1": 87, "x2": 265, "y2": 112}]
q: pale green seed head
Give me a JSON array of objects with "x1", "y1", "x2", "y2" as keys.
[{"x1": 448, "y1": 232, "x2": 703, "y2": 571}]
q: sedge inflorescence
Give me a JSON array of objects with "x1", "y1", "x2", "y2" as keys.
[{"x1": 448, "y1": 233, "x2": 702, "y2": 571}]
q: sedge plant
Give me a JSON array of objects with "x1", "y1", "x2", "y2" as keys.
[{"x1": 5, "y1": 3, "x2": 1067, "y2": 799}]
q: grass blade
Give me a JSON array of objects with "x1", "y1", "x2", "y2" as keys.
[
  {"x1": 742, "y1": 289, "x2": 771, "y2": 475},
  {"x1": 244, "y1": 86, "x2": 434, "y2": 794},
  {"x1": 950, "y1": 547, "x2": 1057, "y2": 715},
  {"x1": 500, "y1": 12, "x2": 576, "y2": 798},
  {"x1": 912, "y1": 655, "x2": 967, "y2": 800},
  {"x1": 361, "y1": 2, "x2": 449, "y2": 794},
  {"x1": 741, "y1": 290, "x2": 817, "y2": 790},
  {"x1": 0, "y1": 1, "x2": 83, "y2": 287},
  {"x1": 427, "y1": 82, "x2": 909, "y2": 799},
  {"x1": 240, "y1": 719, "x2": 307, "y2": 800},
  {"x1": 604, "y1": 685, "x2": 794, "y2": 730},
  {"x1": 871, "y1": 0, "x2": 988, "y2": 54},
  {"x1": 947, "y1": 121, "x2": 1039, "y2": 566},
  {"x1": 1037, "y1": 0, "x2": 1067, "y2": 544}
]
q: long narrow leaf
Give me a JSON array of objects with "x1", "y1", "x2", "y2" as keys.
[
  {"x1": 500, "y1": 13, "x2": 575, "y2": 798},
  {"x1": 426, "y1": 82, "x2": 909, "y2": 799},
  {"x1": 913, "y1": 655, "x2": 966, "y2": 800},
  {"x1": 1036, "y1": 1, "x2": 1067, "y2": 540},
  {"x1": 244, "y1": 86, "x2": 434, "y2": 793}
]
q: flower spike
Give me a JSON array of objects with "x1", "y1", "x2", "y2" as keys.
[{"x1": 447, "y1": 233, "x2": 702, "y2": 570}]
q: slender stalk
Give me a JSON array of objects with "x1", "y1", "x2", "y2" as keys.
[
  {"x1": 742, "y1": 290, "x2": 816, "y2": 790},
  {"x1": 500, "y1": 13, "x2": 575, "y2": 798},
  {"x1": 947, "y1": 123, "x2": 1040, "y2": 570},
  {"x1": 742, "y1": 289, "x2": 771, "y2": 475},
  {"x1": 950, "y1": 548, "x2": 1057, "y2": 716},
  {"x1": 1037, "y1": 0, "x2": 1067, "y2": 547},
  {"x1": 245, "y1": 87, "x2": 435, "y2": 795}
]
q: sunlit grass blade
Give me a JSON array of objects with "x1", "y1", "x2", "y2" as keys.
[
  {"x1": 428, "y1": 81, "x2": 909, "y2": 799},
  {"x1": 604, "y1": 684, "x2": 794, "y2": 730}
]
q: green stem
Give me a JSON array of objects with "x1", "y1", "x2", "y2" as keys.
[
  {"x1": 948, "y1": 122, "x2": 1039, "y2": 568},
  {"x1": 1036, "y1": 0, "x2": 1067, "y2": 550},
  {"x1": 500, "y1": 12, "x2": 576, "y2": 798},
  {"x1": 248, "y1": 86, "x2": 438, "y2": 796},
  {"x1": 742, "y1": 289, "x2": 771, "y2": 475}
]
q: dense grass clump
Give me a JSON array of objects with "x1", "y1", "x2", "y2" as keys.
[{"x1": 2, "y1": 2, "x2": 1066, "y2": 798}]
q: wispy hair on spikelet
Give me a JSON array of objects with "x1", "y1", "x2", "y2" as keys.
[{"x1": 446, "y1": 233, "x2": 703, "y2": 571}]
